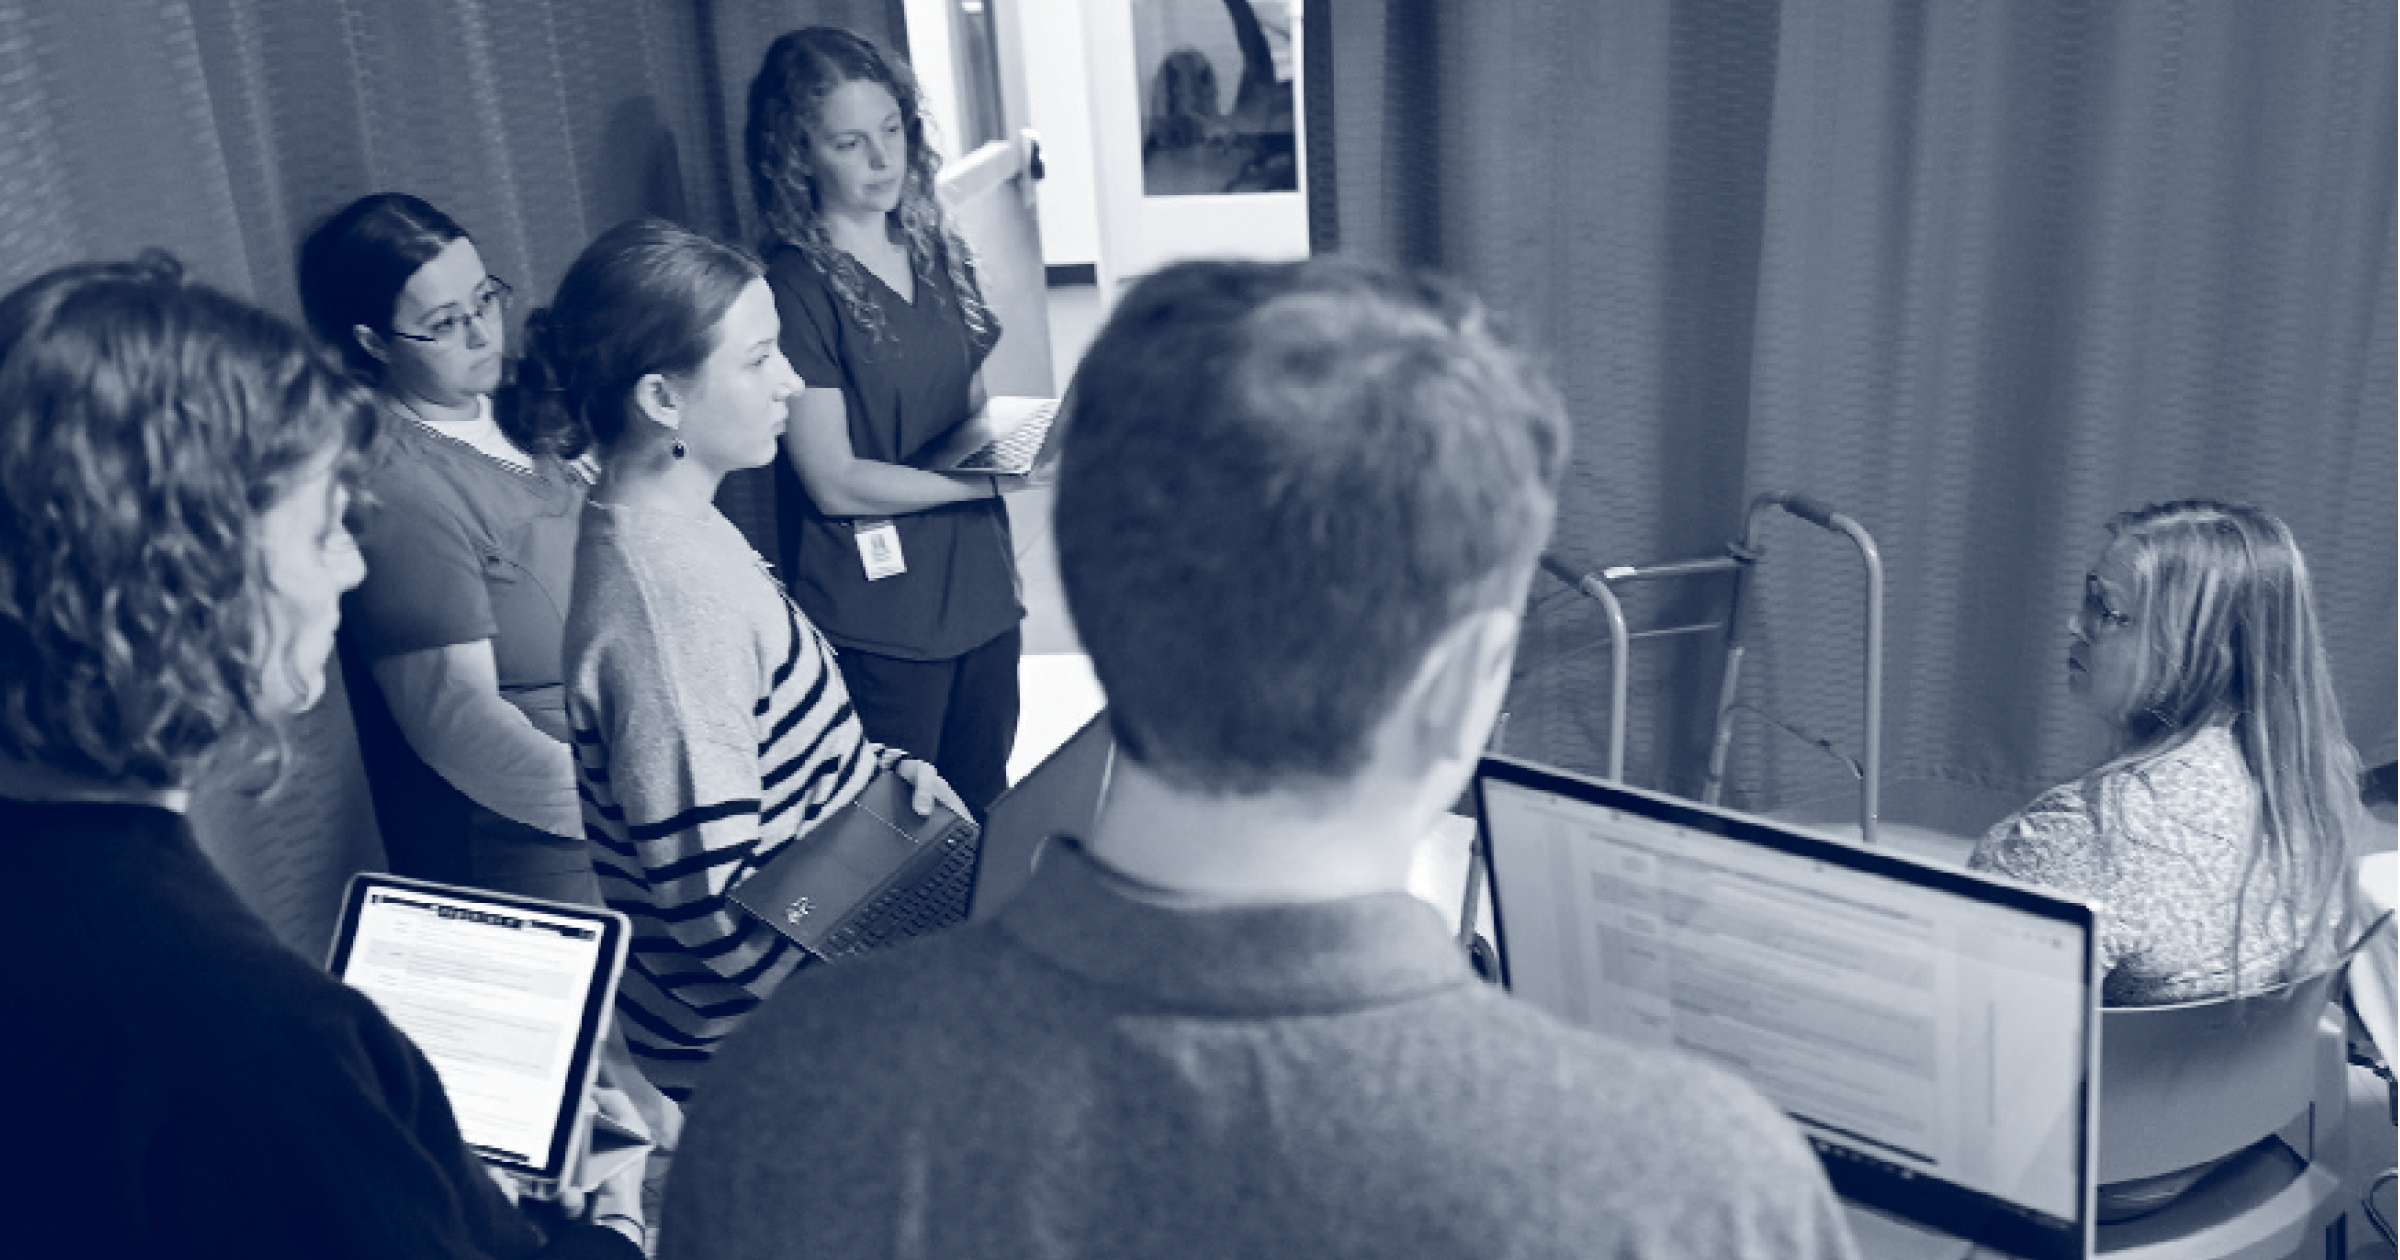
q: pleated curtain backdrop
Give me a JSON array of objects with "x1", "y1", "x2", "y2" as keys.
[
  {"x1": 1307, "y1": 0, "x2": 2395, "y2": 832},
  {"x1": 0, "y1": 0, "x2": 902, "y2": 954}
]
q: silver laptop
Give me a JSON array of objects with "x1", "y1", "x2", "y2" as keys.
[
  {"x1": 1475, "y1": 755, "x2": 2098, "y2": 1260},
  {"x1": 912, "y1": 395, "x2": 1063, "y2": 476},
  {"x1": 327, "y1": 873, "x2": 639, "y2": 1196}
]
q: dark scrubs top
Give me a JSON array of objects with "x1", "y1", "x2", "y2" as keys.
[{"x1": 767, "y1": 244, "x2": 1022, "y2": 662}]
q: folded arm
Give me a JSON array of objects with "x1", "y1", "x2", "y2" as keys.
[{"x1": 780, "y1": 379, "x2": 1013, "y2": 518}]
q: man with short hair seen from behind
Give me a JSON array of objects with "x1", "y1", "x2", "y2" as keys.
[{"x1": 663, "y1": 257, "x2": 1860, "y2": 1259}]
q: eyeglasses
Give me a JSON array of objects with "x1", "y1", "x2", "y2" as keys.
[
  {"x1": 389, "y1": 276, "x2": 512, "y2": 346},
  {"x1": 2081, "y1": 572, "x2": 2133, "y2": 632}
]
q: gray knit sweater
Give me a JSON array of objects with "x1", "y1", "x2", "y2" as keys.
[
  {"x1": 564, "y1": 501, "x2": 887, "y2": 1099},
  {"x1": 664, "y1": 838, "x2": 1860, "y2": 1259}
]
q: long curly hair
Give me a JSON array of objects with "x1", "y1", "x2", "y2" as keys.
[
  {"x1": 744, "y1": 26, "x2": 995, "y2": 347},
  {"x1": 0, "y1": 253, "x2": 377, "y2": 788},
  {"x1": 2095, "y1": 499, "x2": 2363, "y2": 991}
]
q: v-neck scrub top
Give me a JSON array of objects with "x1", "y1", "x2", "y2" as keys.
[
  {"x1": 341, "y1": 405, "x2": 593, "y2": 883},
  {"x1": 344, "y1": 408, "x2": 587, "y2": 736},
  {"x1": 767, "y1": 245, "x2": 1023, "y2": 662}
]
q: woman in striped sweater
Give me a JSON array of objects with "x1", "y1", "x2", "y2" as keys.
[{"x1": 527, "y1": 219, "x2": 966, "y2": 1102}]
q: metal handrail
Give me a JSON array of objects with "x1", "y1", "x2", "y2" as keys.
[
  {"x1": 1538, "y1": 555, "x2": 1629, "y2": 783},
  {"x1": 1727, "y1": 492, "x2": 1883, "y2": 846}
]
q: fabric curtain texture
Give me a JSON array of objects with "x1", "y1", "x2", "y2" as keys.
[
  {"x1": 0, "y1": 0, "x2": 901, "y2": 954},
  {"x1": 3, "y1": 0, "x2": 2390, "y2": 935},
  {"x1": 1307, "y1": 0, "x2": 2395, "y2": 830}
]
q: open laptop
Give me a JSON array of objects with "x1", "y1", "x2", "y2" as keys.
[
  {"x1": 326, "y1": 873, "x2": 641, "y2": 1196},
  {"x1": 911, "y1": 394, "x2": 1064, "y2": 476},
  {"x1": 1475, "y1": 755, "x2": 2098, "y2": 1260},
  {"x1": 970, "y1": 708, "x2": 1115, "y2": 921}
]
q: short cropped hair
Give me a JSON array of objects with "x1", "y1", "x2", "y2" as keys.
[
  {"x1": 1056, "y1": 258, "x2": 1568, "y2": 792},
  {"x1": 0, "y1": 254, "x2": 377, "y2": 787},
  {"x1": 516, "y1": 218, "x2": 762, "y2": 453}
]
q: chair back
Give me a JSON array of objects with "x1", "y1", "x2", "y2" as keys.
[{"x1": 2098, "y1": 909, "x2": 2393, "y2": 1183}]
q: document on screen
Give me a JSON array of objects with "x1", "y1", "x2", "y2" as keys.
[
  {"x1": 340, "y1": 889, "x2": 610, "y2": 1168},
  {"x1": 1484, "y1": 784, "x2": 2085, "y2": 1221}
]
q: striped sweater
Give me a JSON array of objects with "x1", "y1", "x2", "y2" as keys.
[{"x1": 564, "y1": 500, "x2": 891, "y2": 1100}]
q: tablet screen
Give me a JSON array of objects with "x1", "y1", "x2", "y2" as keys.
[{"x1": 329, "y1": 876, "x2": 625, "y2": 1178}]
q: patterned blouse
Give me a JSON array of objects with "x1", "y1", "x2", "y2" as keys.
[{"x1": 1969, "y1": 725, "x2": 2303, "y2": 1006}]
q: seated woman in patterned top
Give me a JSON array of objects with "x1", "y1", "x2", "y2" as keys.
[
  {"x1": 1971, "y1": 500, "x2": 2365, "y2": 1008},
  {"x1": 523, "y1": 218, "x2": 966, "y2": 1103}
]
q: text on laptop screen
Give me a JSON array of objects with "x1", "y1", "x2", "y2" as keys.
[
  {"x1": 1481, "y1": 777, "x2": 2089, "y2": 1230},
  {"x1": 341, "y1": 888, "x2": 609, "y2": 1167}
]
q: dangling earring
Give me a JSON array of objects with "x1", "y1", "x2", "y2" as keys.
[{"x1": 671, "y1": 437, "x2": 686, "y2": 460}]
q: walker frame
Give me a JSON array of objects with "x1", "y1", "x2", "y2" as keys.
[{"x1": 1529, "y1": 491, "x2": 1885, "y2": 843}]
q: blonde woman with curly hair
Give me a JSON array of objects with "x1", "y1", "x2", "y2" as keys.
[{"x1": 745, "y1": 26, "x2": 1025, "y2": 823}]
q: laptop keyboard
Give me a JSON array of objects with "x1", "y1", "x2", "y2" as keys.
[
  {"x1": 812, "y1": 829, "x2": 980, "y2": 960},
  {"x1": 952, "y1": 400, "x2": 1060, "y2": 473}
]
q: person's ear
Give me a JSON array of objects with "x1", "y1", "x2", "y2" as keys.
[
  {"x1": 353, "y1": 324, "x2": 391, "y2": 367},
  {"x1": 632, "y1": 372, "x2": 681, "y2": 432},
  {"x1": 1396, "y1": 608, "x2": 1521, "y2": 773}
]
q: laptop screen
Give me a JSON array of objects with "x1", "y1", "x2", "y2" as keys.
[
  {"x1": 1476, "y1": 756, "x2": 2095, "y2": 1260},
  {"x1": 328, "y1": 875, "x2": 628, "y2": 1183}
]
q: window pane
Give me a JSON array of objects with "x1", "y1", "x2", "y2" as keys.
[{"x1": 950, "y1": 0, "x2": 1005, "y2": 152}]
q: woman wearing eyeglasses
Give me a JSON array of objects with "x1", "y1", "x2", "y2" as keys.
[
  {"x1": 300, "y1": 193, "x2": 596, "y2": 905},
  {"x1": 1970, "y1": 500, "x2": 2362, "y2": 1012}
]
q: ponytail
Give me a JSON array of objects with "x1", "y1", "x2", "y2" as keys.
[
  {"x1": 500, "y1": 307, "x2": 591, "y2": 458},
  {"x1": 517, "y1": 219, "x2": 762, "y2": 457}
]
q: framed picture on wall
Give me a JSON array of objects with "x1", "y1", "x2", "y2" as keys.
[{"x1": 1132, "y1": 0, "x2": 1297, "y2": 196}]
